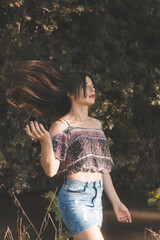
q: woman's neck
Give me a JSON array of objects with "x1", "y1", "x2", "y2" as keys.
[{"x1": 65, "y1": 105, "x2": 89, "y2": 122}]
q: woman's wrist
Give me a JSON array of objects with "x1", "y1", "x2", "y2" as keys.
[
  {"x1": 40, "y1": 137, "x2": 52, "y2": 144},
  {"x1": 111, "y1": 198, "x2": 122, "y2": 207}
]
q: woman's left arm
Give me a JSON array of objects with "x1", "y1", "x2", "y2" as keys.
[{"x1": 103, "y1": 173, "x2": 132, "y2": 223}]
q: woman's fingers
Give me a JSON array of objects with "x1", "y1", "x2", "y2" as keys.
[
  {"x1": 24, "y1": 121, "x2": 49, "y2": 141},
  {"x1": 124, "y1": 208, "x2": 132, "y2": 223},
  {"x1": 25, "y1": 124, "x2": 34, "y2": 138},
  {"x1": 25, "y1": 121, "x2": 40, "y2": 139},
  {"x1": 34, "y1": 121, "x2": 43, "y2": 135},
  {"x1": 118, "y1": 211, "x2": 132, "y2": 223},
  {"x1": 29, "y1": 121, "x2": 41, "y2": 138},
  {"x1": 119, "y1": 216, "x2": 129, "y2": 223},
  {"x1": 114, "y1": 203, "x2": 132, "y2": 224},
  {"x1": 126, "y1": 211, "x2": 132, "y2": 223},
  {"x1": 38, "y1": 123, "x2": 47, "y2": 133}
]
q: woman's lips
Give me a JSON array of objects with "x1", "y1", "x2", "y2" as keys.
[{"x1": 89, "y1": 95, "x2": 95, "y2": 98}]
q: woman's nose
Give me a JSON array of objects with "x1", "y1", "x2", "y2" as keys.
[{"x1": 89, "y1": 86, "x2": 95, "y2": 92}]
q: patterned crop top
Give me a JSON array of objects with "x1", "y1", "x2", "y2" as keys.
[{"x1": 51, "y1": 119, "x2": 114, "y2": 175}]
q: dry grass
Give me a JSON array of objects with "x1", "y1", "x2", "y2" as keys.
[
  {"x1": 145, "y1": 228, "x2": 160, "y2": 240},
  {"x1": 3, "y1": 191, "x2": 160, "y2": 240},
  {"x1": 3, "y1": 188, "x2": 69, "y2": 240}
]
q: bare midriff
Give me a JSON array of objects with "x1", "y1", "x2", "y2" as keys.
[{"x1": 67, "y1": 172, "x2": 103, "y2": 182}]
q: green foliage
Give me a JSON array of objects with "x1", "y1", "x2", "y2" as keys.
[
  {"x1": 147, "y1": 188, "x2": 160, "y2": 210},
  {"x1": 42, "y1": 191, "x2": 71, "y2": 239},
  {"x1": 0, "y1": 0, "x2": 160, "y2": 191}
]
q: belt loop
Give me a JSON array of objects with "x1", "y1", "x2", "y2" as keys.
[
  {"x1": 97, "y1": 179, "x2": 100, "y2": 187},
  {"x1": 86, "y1": 181, "x2": 89, "y2": 188}
]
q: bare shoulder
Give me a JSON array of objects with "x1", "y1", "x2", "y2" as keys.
[
  {"x1": 49, "y1": 119, "x2": 69, "y2": 138},
  {"x1": 89, "y1": 117, "x2": 102, "y2": 129}
]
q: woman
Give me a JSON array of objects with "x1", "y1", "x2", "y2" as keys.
[{"x1": 6, "y1": 60, "x2": 132, "y2": 240}]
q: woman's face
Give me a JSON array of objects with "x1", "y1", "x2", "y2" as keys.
[{"x1": 72, "y1": 76, "x2": 96, "y2": 106}]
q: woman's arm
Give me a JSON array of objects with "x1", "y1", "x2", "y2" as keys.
[
  {"x1": 25, "y1": 121, "x2": 60, "y2": 177},
  {"x1": 103, "y1": 173, "x2": 132, "y2": 223},
  {"x1": 40, "y1": 138, "x2": 60, "y2": 177}
]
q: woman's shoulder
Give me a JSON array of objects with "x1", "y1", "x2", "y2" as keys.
[
  {"x1": 89, "y1": 117, "x2": 102, "y2": 129},
  {"x1": 49, "y1": 117, "x2": 102, "y2": 138},
  {"x1": 49, "y1": 119, "x2": 69, "y2": 138}
]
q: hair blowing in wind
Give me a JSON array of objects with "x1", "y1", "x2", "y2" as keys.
[{"x1": 5, "y1": 60, "x2": 95, "y2": 121}]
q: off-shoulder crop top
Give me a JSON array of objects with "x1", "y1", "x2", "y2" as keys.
[{"x1": 51, "y1": 119, "x2": 114, "y2": 175}]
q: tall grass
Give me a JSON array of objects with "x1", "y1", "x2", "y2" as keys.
[
  {"x1": 145, "y1": 228, "x2": 160, "y2": 240},
  {"x1": 3, "y1": 189, "x2": 71, "y2": 240},
  {"x1": 3, "y1": 191, "x2": 160, "y2": 240}
]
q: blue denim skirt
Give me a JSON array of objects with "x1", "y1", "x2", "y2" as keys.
[{"x1": 58, "y1": 177, "x2": 103, "y2": 235}]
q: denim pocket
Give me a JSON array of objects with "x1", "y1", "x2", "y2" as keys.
[{"x1": 67, "y1": 184, "x2": 86, "y2": 193}]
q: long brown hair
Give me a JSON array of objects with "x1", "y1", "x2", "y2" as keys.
[{"x1": 5, "y1": 60, "x2": 95, "y2": 121}]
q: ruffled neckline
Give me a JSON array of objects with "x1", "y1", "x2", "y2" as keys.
[{"x1": 51, "y1": 125, "x2": 103, "y2": 138}]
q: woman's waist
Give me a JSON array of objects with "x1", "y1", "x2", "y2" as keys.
[{"x1": 67, "y1": 171, "x2": 102, "y2": 182}]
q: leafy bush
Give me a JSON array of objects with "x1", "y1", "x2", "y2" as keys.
[
  {"x1": 0, "y1": 0, "x2": 160, "y2": 192},
  {"x1": 147, "y1": 187, "x2": 160, "y2": 210}
]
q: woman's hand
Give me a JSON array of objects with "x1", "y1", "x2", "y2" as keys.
[
  {"x1": 25, "y1": 121, "x2": 51, "y2": 143},
  {"x1": 113, "y1": 201, "x2": 132, "y2": 223}
]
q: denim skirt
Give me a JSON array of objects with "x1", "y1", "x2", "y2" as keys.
[{"x1": 58, "y1": 177, "x2": 103, "y2": 235}]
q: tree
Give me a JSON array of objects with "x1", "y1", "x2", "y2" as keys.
[{"x1": 0, "y1": 0, "x2": 160, "y2": 192}]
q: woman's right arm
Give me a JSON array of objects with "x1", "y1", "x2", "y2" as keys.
[{"x1": 25, "y1": 121, "x2": 60, "y2": 177}]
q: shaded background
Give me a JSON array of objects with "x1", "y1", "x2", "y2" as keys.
[{"x1": 0, "y1": 0, "x2": 160, "y2": 239}]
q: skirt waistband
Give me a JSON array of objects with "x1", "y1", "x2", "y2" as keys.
[{"x1": 64, "y1": 176, "x2": 103, "y2": 188}]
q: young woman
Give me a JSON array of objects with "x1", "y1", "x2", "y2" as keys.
[{"x1": 6, "y1": 60, "x2": 132, "y2": 240}]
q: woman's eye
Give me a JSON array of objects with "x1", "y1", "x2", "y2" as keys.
[{"x1": 87, "y1": 85, "x2": 94, "y2": 89}]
